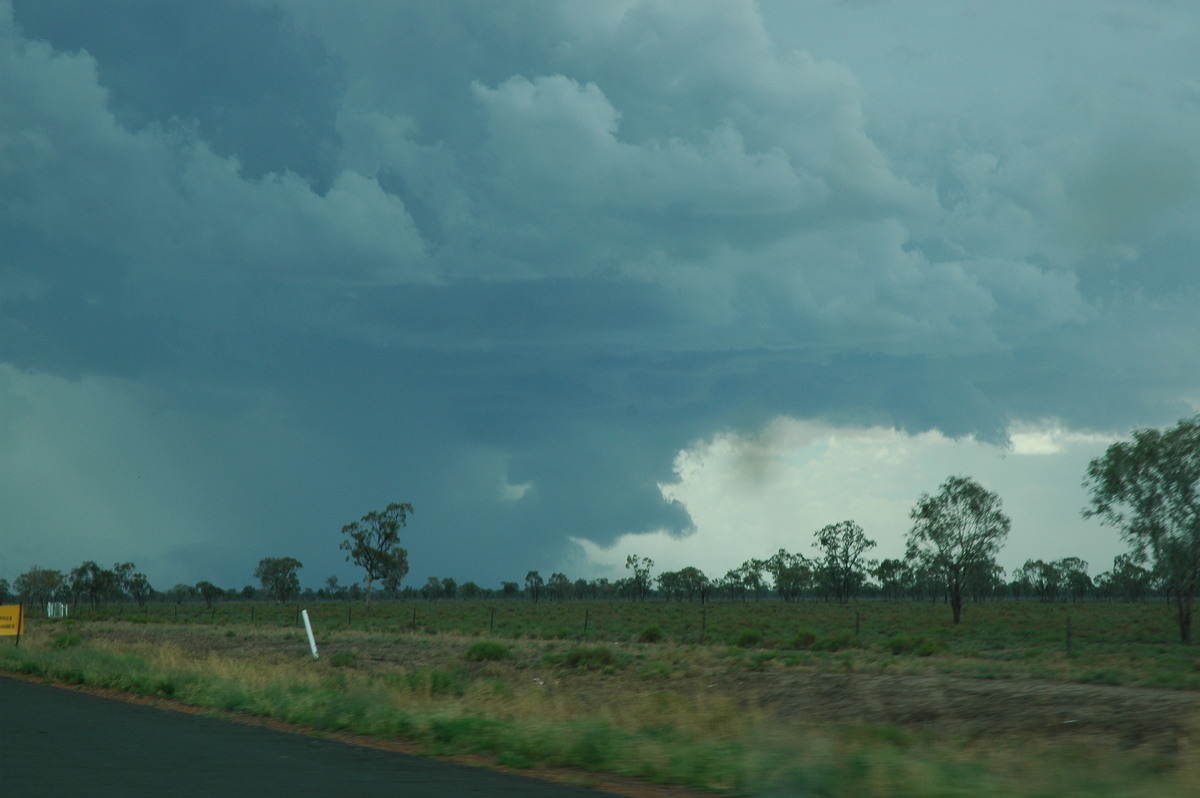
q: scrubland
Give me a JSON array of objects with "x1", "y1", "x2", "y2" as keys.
[{"x1": 4, "y1": 599, "x2": 1200, "y2": 796}]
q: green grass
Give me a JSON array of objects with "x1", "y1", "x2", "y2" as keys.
[{"x1": 9, "y1": 600, "x2": 1200, "y2": 796}]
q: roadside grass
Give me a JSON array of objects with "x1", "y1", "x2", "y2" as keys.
[{"x1": 4, "y1": 613, "x2": 1200, "y2": 796}]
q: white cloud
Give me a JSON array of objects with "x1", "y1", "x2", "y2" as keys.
[{"x1": 570, "y1": 418, "x2": 1126, "y2": 581}]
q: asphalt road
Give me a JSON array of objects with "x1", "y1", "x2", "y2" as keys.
[{"x1": 1, "y1": 676, "x2": 606, "y2": 797}]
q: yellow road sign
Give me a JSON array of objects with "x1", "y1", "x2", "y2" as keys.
[{"x1": 0, "y1": 605, "x2": 24, "y2": 636}]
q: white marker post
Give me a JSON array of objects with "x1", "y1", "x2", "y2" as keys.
[{"x1": 301, "y1": 609, "x2": 319, "y2": 660}]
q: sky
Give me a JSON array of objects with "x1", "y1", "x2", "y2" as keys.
[{"x1": 3, "y1": 1, "x2": 1199, "y2": 592}]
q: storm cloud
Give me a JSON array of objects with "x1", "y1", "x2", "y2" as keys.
[{"x1": 3, "y1": 1, "x2": 1199, "y2": 589}]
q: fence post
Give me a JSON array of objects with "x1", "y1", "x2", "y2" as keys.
[{"x1": 583, "y1": 608, "x2": 589, "y2": 638}]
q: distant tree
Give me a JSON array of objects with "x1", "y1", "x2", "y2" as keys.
[
  {"x1": 1016, "y1": 559, "x2": 1060, "y2": 602},
  {"x1": 657, "y1": 570, "x2": 683, "y2": 601},
  {"x1": 14, "y1": 566, "x2": 64, "y2": 607},
  {"x1": 736, "y1": 559, "x2": 768, "y2": 600},
  {"x1": 908, "y1": 475, "x2": 1010, "y2": 624},
  {"x1": 254, "y1": 557, "x2": 303, "y2": 603},
  {"x1": 813, "y1": 520, "x2": 877, "y2": 603},
  {"x1": 1084, "y1": 415, "x2": 1200, "y2": 643},
  {"x1": 676, "y1": 566, "x2": 709, "y2": 602},
  {"x1": 241, "y1": 585, "x2": 258, "y2": 600},
  {"x1": 766, "y1": 549, "x2": 813, "y2": 602},
  {"x1": 625, "y1": 555, "x2": 654, "y2": 602},
  {"x1": 441, "y1": 577, "x2": 458, "y2": 600},
  {"x1": 421, "y1": 576, "x2": 444, "y2": 600},
  {"x1": 126, "y1": 572, "x2": 152, "y2": 607},
  {"x1": 967, "y1": 561, "x2": 1006, "y2": 602},
  {"x1": 501, "y1": 581, "x2": 520, "y2": 600},
  {"x1": 524, "y1": 570, "x2": 544, "y2": 603},
  {"x1": 195, "y1": 581, "x2": 224, "y2": 609},
  {"x1": 70, "y1": 561, "x2": 119, "y2": 609},
  {"x1": 0, "y1": 579, "x2": 8, "y2": 604},
  {"x1": 340, "y1": 502, "x2": 413, "y2": 611},
  {"x1": 1057, "y1": 557, "x2": 1092, "y2": 602},
  {"x1": 168, "y1": 583, "x2": 197, "y2": 605},
  {"x1": 872, "y1": 558, "x2": 910, "y2": 601},
  {"x1": 460, "y1": 581, "x2": 481, "y2": 600},
  {"x1": 722, "y1": 568, "x2": 747, "y2": 601},
  {"x1": 1099, "y1": 554, "x2": 1152, "y2": 602},
  {"x1": 547, "y1": 572, "x2": 570, "y2": 601}
]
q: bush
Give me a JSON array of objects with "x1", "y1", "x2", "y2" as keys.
[
  {"x1": 51, "y1": 634, "x2": 82, "y2": 649},
  {"x1": 329, "y1": 651, "x2": 357, "y2": 668},
  {"x1": 886, "y1": 635, "x2": 942, "y2": 657},
  {"x1": 732, "y1": 629, "x2": 763, "y2": 648},
  {"x1": 551, "y1": 645, "x2": 617, "y2": 670},
  {"x1": 790, "y1": 630, "x2": 818, "y2": 649},
  {"x1": 813, "y1": 632, "x2": 856, "y2": 652},
  {"x1": 639, "y1": 625, "x2": 664, "y2": 643},
  {"x1": 466, "y1": 640, "x2": 511, "y2": 662}
]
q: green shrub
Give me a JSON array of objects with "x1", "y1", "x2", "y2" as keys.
[
  {"x1": 813, "y1": 632, "x2": 856, "y2": 652},
  {"x1": 553, "y1": 645, "x2": 616, "y2": 670},
  {"x1": 886, "y1": 634, "x2": 942, "y2": 656},
  {"x1": 886, "y1": 634, "x2": 921, "y2": 654},
  {"x1": 733, "y1": 629, "x2": 763, "y2": 648},
  {"x1": 790, "y1": 630, "x2": 818, "y2": 649},
  {"x1": 466, "y1": 640, "x2": 511, "y2": 662},
  {"x1": 639, "y1": 625, "x2": 664, "y2": 643},
  {"x1": 51, "y1": 634, "x2": 82, "y2": 649},
  {"x1": 329, "y1": 651, "x2": 357, "y2": 668}
]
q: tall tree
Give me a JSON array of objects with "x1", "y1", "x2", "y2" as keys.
[
  {"x1": 524, "y1": 570, "x2": 544, "y2": 602},
  {"x1": 254, "y1": 557, "x2": 303, "y2": 603},
  {"x1": 340, "y1": 502, "x2": 413, "y2": 611},
  {"x1": 1083, "y1": 415, "x2": 1200, "y2": 643},
  {"x1": 766, "y1": 549, "x2": 813, "y2": 602},
  {"x1": 813, "y1": 520, "x2": 877, "y2": 604},
  {"x1": 625, "y1": 555, "x2": 655, "y2": 602},
  {"x1": 195, "y1": 581, "x2": 224, "y2": 609},
  {"x1": 547, "y1": 572, "x2": 570, "y2": 601},
  {"x1": 1057, "y1": 557, "x2": 1093, "y2": 602},
  {"x1": 907, "y1": 475, "x2": 1010, "y2": 624},
  {"x1": 872, "y1": 558, "x2": 910, "y2": 601},
  {"x1": 14, "y1": 566, "x2": 64, "y2": 607},
  {"x1": 125, "y1": 571, "x2": 152, "y2": 607},
  {"x1": 69, "y1": 561, "x2": 118, "y2": 609}
]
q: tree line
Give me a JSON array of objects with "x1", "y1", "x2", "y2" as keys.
[{"x1": 5, "y1": 416, "x2": 1200, "y2": 641}]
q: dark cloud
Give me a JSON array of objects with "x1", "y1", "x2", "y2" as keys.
[
  {"x1": 12, "y1": 0, "x2": 344, "y2": 186},
  {"x1": 3, "y1": 1, "x2": 1200, "y2": 588}
]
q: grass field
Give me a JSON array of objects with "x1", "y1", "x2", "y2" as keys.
[{"x1": 4, "y1": 599, "x2": 1200, "y2": 796}]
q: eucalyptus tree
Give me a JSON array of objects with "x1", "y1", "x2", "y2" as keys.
[
  {"x1": 907, "y1": 475, "x2": 1010, "y2": 624},
  {"x1": 195, "y1": 580, "x2": 224, "y2": 609},
  {"x1": 813, "y1": 520, "x2": 877, "y2": 604},
  {"x1": 254, "y1": 557, "x2": 303, "y2": 603},
  {"x1": 340, "y1": 502, "x2": 413, "y2": 611},
  {"x1": 1084, "y1": 415, "x2": 1200, "y2": 643},
  {"x1": 766, "y1": 549, "x2": 814, "y2": 602},
  {"x1": 872, "y1": 558, "x2": 910, "y2": 602},
  {"x1": 524, "y1": 570, "x2": 544, "y2": 602},
  {"x1": 69, "y1": 561, "x2": 119, "y2": 609},
  {"x1": 625, "y1": 554, "x2": 655, "y2": 602},
  {"x1": 14, "y1": 566, "x2": 64, "y2": 607}
]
